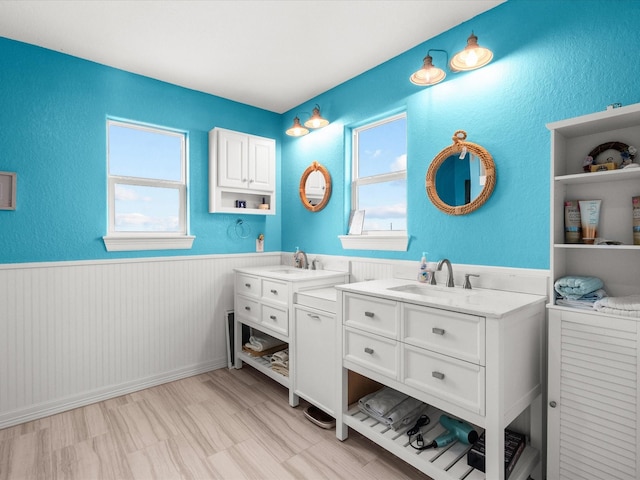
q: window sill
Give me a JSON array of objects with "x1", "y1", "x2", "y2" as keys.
[
  {"x1": 103, "y1": 235, "x2": 195, "y2": 252},
  {"x1": 338, "y1": 233, "x2": 408, "y2": 251}
]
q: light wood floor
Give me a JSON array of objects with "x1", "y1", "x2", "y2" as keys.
[{"x1": 0, "y1": 366, "x2": 433, "y2": 480}]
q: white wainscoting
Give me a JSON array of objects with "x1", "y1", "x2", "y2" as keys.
[{"x1": 0, "y1": 253, "x2": 280, "y2": 429}]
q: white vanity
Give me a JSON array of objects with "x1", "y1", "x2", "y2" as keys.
[
  {"x1": 335, "y1": 279, "x2": 546, "y2": 480},
  {"x1": 233, "y1": 265, "x2": 349, "y2": 406}
]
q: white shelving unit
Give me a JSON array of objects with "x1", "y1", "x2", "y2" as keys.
[{"x1": 547, "y1": 103, "x2": 640, "y2": 480}]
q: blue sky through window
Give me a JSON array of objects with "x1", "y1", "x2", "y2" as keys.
[
  {"x1": 108, "y1": 121, "x2": 185, "y2": 233},
  {"x1": 356, "y1": 115, "x2": 407, "y2": 231}
]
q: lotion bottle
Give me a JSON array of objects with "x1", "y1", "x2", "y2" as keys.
[{"x1": 418, "y1": 252, "x2": 429, "y2": 283}]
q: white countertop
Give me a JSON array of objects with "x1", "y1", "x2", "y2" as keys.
[
  {"x1": 336, "y1": 278, "x2": 547, "y2": 318},
  {"x1": 234, "y1": 265, "x2": 349, "y2": 282}
]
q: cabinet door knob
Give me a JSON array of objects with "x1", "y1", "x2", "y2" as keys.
[
  {"x1": 432, "y1": 327, "x2": 445, "y2": 335},
  {"x1": 307, "y1": 314, "x2": 321, "y2": 320},
  {"x1": 245, "y1": 283, "x2": 251, "y2": 288},
  {"x1": 549, "y1": 401, "x2": 557, "y2": 408},
  {"x1": 244, "y1": 306, "x2": 251, "y2": 311},
  {"x1": 269, "y1": 315, "x2": 276, "y2": 320},
  {"x1": 270, "y1": 289, "x2": 278, "y2": 294},
  {"x1": 432, "y1": 371, "x2": 445, "y2": 380},
  {"x1": 364, "y1": 347, "x2": 374, "y2": 354},
  {"x1": 364, "y1": 311, "x2": 374, "y2": 318}
]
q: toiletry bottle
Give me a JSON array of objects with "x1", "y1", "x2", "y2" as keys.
[
  {"x1": 294, "y1": 246, "x2": 300, "y2": 267},
  {"x1": 418, "y1": 252, "x2": 428, "y2": 283}
]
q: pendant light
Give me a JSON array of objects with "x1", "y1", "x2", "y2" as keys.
[
  {"x1": 449, "y1": 31, "x2": 493, "y2": 72},
  {"x1": 410, "y1": 50, "x2": 447, "y2": 86},
  {"x1": 303, "y1": 105, "x2": 329, "y2": 129},
  {"x1": 285, "y1": 116, "x2": 309, "y2": 137}
]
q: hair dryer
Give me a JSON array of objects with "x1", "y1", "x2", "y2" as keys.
[{"x1": 432, "y1": 415, "x2": 479, "y2": 448}]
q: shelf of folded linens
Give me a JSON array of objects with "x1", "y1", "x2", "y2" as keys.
[
  {"x1": 549, "y1": 303, "x2": 640, "y2": 319},
  {"x1": 343, "y1": 403, "x2": 538, "y2": 480},
  {"x1": 237, "y1": 349, "x2": 289, "y2": 388}
]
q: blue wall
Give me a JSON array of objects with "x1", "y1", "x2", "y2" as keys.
[
  {"x1": 2, "y1": 0, "x2": 640, "y2": 268},
  {"x1": 281, "y1": 0, "x2": 640, "y2": 269},
  {"x1": 0, "y1": 37, "x2": 282, "y2": 263}
]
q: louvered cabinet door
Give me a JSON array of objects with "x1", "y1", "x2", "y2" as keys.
[{"x1": 548, "y1": 310, "x2": 640, "y2": 480}]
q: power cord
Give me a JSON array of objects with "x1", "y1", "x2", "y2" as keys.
[{"x1": 407, "y1": 415, "x2": 437, "y2": 451}]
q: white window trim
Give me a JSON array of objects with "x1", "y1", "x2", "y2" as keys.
[
  {"x1": 342, "y1": 112, "x2": 408, "y2": 251},
  {"x1": 103, "y1": 120, "x2": 194, "y2": 252}
]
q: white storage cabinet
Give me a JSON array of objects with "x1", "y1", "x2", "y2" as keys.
[{"x1": 547, "y1": 104, "x2": 640, "y2": 480}]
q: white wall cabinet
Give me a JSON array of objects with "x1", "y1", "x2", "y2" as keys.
[
  {"x1": 547, "y1": 104, "x2": 640, "y2": 479},
  {"x1": 336, "y1": 281, "x2": 547, "y2": 480},
  {"x1": 209, "y1": 127, "x2": 275, "y2": 214}
]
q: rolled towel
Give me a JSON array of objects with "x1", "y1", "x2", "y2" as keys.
[
  {"x1": 594, "y1": 295, "x2": 640, "y2": 317},
  {"x1": 244, "y1": 334, "x2": 286, "y2": 352},
  {"x1": 270, "y1": 349, "x2": 289, "y2": 365},
  {"x1": 554, "y1": 276, "x2": 604, "y2": 300}
]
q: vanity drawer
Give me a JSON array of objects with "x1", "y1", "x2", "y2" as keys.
[
  {"x1": 235, "y1": 295, "x2": 260, "y2": 324},
  {"x1": 344, "y1": 293, "x2": 399, "y2": 339},
  {"x1": 402, "y1": 343, "x2": 485, "y2": 415},
  {"x1": 262, "y1": 304, "x2": 288, "y2": 336},
  {"x1": 344, "y1": 327, "x2": 398, "y2": 380},
  {"x1": 236, "y1": 274, "x2": 260, "y2": 298},
  {"x1": 262, "y1": 279, "x2": 289, "y2": 305},
  {"x1": 402, "y1": 304, "x2": 485, "y2": 365}
]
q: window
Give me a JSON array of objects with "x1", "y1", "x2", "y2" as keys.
[
  {"x1": 352, "y1": 113, "x2": 407, "y2": 233},
  {"x1": 103, "y1": 120, "x2": 194, "y2": 252}
]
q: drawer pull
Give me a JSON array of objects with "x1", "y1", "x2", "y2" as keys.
[
  {"x1": 244, "y1": 306, "x2": 251, "y2": 311},
  {"x1": 432, "y1": 371, "x2": 445, "y2": 380},
  {"x1": 432, "y1": 327, "x2": 445, "y2": 335},
  {"x1": 245, "y1": 283, "x2": 251, "y2": 288},
  {"x1": 269, "y1": 315, "x2": 277, "y2": 320},
  {"x1": 307, "y1": 314, "x2": 321, "y2": 320},
  {"x1": 364, "y1": 347, "x2": 374, "y2": 354},
  {"x1": 270, "y1": 289, "x2": 278, "y2": 295},
  {"x1": 364, "y1": 311, "x2": 374, "y2": 318}
]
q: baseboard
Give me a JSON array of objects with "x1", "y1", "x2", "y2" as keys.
[{"x1": 0, "y1": 359, "x2": 227, "y2": 430}]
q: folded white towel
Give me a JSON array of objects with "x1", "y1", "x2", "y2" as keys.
[
  {"x1": 594, "y1": 295, "x2": 640, "y2": 317},
  {"x1": 270, "y1": 349, "x2": 289, "y2": 365},
  {"x1": 244, "y1": 334, "x2": 286, "y2": 352}
]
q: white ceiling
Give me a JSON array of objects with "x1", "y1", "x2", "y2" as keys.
[{"x1": 0, "y1": 0, "x2": 505, "y2": 113}]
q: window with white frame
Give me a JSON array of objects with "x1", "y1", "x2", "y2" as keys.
[
  {"x1": 352, "y1": 113, "x2": 407, "y2": 233},
  {"x1": 103, "y1": 119, "x2": 194, "y2": 252}
]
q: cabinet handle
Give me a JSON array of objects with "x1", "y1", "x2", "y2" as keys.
[
  {"x1": 364, "y1": 347, "x2": 374, "y2": 354},
  {"x1": 364, "y1": 311, "x2": 374, "y2": 318},
  {"x1": 244, "y1": 306, "x2": 251, "y2": 311},
  {"x1": 307, "y1": 314, "x2": 321, "y2": 320},
  {"x1": 270, "y1": 289, "x2": 278, "y2": 295},
  {"x1": 432, "y1": 371, "x2": 445, "y2": 380},
  {"x1": 432, "y1": 327, "x2": 445, "y2": 335},
  {"x1": 245, "y1": 283, "x2": 251, "y2": 288},
  {"x1": 549, "y1": 401, "x2": 557, "y2": 408},
  {"x1": 269, "y1": 315, "x2": 277, "y2": 320}
]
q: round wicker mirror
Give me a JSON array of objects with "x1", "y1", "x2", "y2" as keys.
[
  {"x1": 426, "y1": 130, "x2": 495, "y2": 215},
  {"x1": 299, "y1": 161, "x2": 332, "y2": 212}
]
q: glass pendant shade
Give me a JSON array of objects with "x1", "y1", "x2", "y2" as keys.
[
  {"x1": 450, "y1": 32, "x2": 493, "y2": 72},
  {"x1": 286, "y1": 116, "x2": 309, "y2": 137},
  {"x1": 303, "y1": 106, "x2": 329, "y2": 129},
  {"x1": 410, "y1": 55, "x2": 446, "y2": 86}
]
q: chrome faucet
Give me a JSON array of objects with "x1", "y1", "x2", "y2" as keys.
[
  {"x1": 437, "y1": 258, "x2": 455, "y2": 287},
  {"x1": 294, "y1": 249, "x2": 309, "y2": 269}
]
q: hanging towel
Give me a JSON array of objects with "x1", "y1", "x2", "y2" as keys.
[
  {"x1": 594, "y1": 295, "x2": 640, "y2": 317},
  {"x1": 244, "y1": 334, "x2": 286, "y2": 352},
  {"x1": 554, "y1": 276, "x2": 604, "y2": 300}
]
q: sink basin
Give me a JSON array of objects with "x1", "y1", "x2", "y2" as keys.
[
  {"x1": 387, "y1": 284, "x2": 476, "y2": 299},
  {"x1": 268, "y1": 268, "x2": 299, "y2": 274}
]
